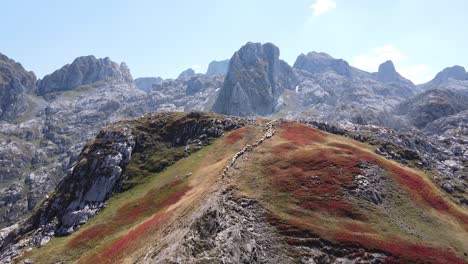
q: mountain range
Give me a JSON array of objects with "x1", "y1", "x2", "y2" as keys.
[{"x1": 0, "y1": 42, "x2": 467, "y2": 263}]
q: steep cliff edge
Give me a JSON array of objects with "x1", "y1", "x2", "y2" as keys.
[
  {"x1": 0, "y1": 53, "x2": 37, "y2": 121},
  {"x1": 212, "y1": 42, "x2": 297, "y2": 116}
]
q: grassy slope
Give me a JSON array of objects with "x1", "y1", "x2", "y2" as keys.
[
  {"x1": 19, "y1": 124, "x2": 263, "y2": 263},
  {"x1": 236, "y1": 122, "x2": 468, "y2": 264}
]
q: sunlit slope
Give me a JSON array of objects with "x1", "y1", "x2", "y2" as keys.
[
  {"x1": 19, "y1": 120, "x2": 467, "y2": 263},
  {"x1": 19, "y1": 124, "x2": 264, "y2": 263},
  {"x1": 236, "y1": 122, "x2": 468, "y2": 264}
]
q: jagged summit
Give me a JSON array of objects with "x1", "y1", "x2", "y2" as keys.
[
  {"x1": 377, "y1": 60, "x2": 398, "y2": 80},
  {"x1": 420, "y1": 65, "x2": 467, "y2": 90},
  {"x1": 213, "y1": 42, "x2": 297, "y2": 116},
  {"x1": 37, "y1": 55, "x2": 133, "y2": 94},
  {"x1": 0, "y1": 52, "x2": 37, "y2": 121},
  {"x1": 205, "y1": 59, "x2": 229, "y2": 76},
  {"x1": 374, "y1": 60, "x2": 414, "y2": 86},
  {"x1": 177, "y1": 68, "x2": 196, "y2": 79},
  {"x1": 293, "y1": 51, "x2": 353, "y2": 77}
]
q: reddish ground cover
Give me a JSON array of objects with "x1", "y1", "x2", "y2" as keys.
[
  {"x1": 68, "y1": 225, "x2": 111, "y2": 248},
  {"x1": 225, "y1": 127, "x2": 247, "y2": 144},
  {"x1": 68, "y1": 179, "x2": 190, "y2": 253},
  {"x1": 102, "y1": 212, "x2": 168, "y2": 259},
  {"x1": 264, "y1": 122, "x2": 468, "y2": 263},
  {"x1": 334, "y1": 232, "x2": 467, "y2": 264},
  {"x1": 279, "y1": 123, "x2": 327, "y2": 145},
  {"x1": 267, "y1": 141, "x2": 365, "y2": 220}
]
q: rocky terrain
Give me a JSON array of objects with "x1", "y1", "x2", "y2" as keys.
[
  {"x1": 0, "y1": 41, "x2": 467, "y2": 263},
  {"x1": 0, "y1": 53, "x2": 37, "y2": 121},
  {"x1": 213, "y1": 42, "x2": 298, "y2": 116},
  {"x1": 419, "y1": 65, "x2": 468, "y2": 91},
  {"x1": 394, "y1": 88, "x2": 468, "y2": 129},
  {"x1": 134, "y1": 77, "x2": 162, "y2": 92},
  {"x1": 1, "y1": 113, "x2": 466, "y2": 263},
  {"x1": 37, "y1": 56, "x2": 133, "y2": 94},
  {"x1": 0, "y1": 55, "x2": 224, "y2": 229}
]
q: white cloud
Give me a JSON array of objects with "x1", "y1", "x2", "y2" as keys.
[
  {"x1": 310, "y1": 0, "x2": 336, "y2": 16},
  {"x1": 352, "y1": 45, "x2": 406, "y2": 71},
  {"x1": 352, "y1": 44, "x2": 434, "y2": 84},
  {"x1": 399, "y1": 64, "x2": 434, "y2": 85},
  {"x1": 191, "y1": 64, "x2": 202, "y2": 71}
]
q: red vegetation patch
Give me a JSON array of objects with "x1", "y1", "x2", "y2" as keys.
[
  {"x1": 267, "y1": 143, "x2": 365, "y2": 220},
  {"x1": 263, "y1": 122, "x2": 468, "y2": 262},
  {"x1": 335, "y1": 232, "x2": 467, "y2": 264},
  {"x1": 68, "y1": 225, "x2": 111, "y2": 248},
  {"x1": 102, "y1": 212, "x2": 168, "y2": 260},
  {"x1": 159, "y1": 185, "x2": 190, "y2": 207},
  {"x1": 68, "y1": 179, "x2": 190, "y2": 252},
  {"x1": 381, "y1": 161, "x2": 468, "y2": 227},
  {"x1": 95, "y1": 186, "x2": 190, "y2": 262},
  {"x1": 279, "y1": 123, "x2": 326, "y2": 145},
  {"x1": 225, "y1": 127, "x2": 247, "y2": 144}
]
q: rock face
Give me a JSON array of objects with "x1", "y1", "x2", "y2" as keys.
[
  {"x1": 424, "y1": 109, "x2": 468, "y2": 136},
  {"x1": 420, "y1": 65, "x2": 467, "y2": 90},
  {"x1": 148, "y1": 74, "x2": 224, "y2": 112},
  {"x1": 177, "y1": 68, "x2": 196, "y2": 80},
  {"x1": 212, "y1": 42, "x2": 297, "y2": 116},
  {"x1": 284, "y1": 53, "x2": 416, "y2": 126},
  {"x1": 395, "y1": 89, "x2": 468, "y2": 129},
  {"x1": 0, "y1": 53, "x2": 37, "y2": 121},
  {"x1": 205, "y1": 59, "x2": 229, "y2": 76},
  {"x1": 373, "y1": 60, "x2": 414, "y2": 86},
  {"x1": 134, "y1": 77, "x2": 162, "y2": 92},
  {"x1": 37, "y1": 56, "x2": 133, "y2": 94},
  {"x1": 293, "y1": 52, "x2": 354, "y2": 77}
]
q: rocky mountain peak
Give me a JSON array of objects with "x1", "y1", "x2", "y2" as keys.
[
  {"x1": 293, "y1": 51, "x2": 353, "y2": 77},
  {"x1": 433, "y1": 65, "x2": 466, "y2": 83},
  {"x1": 212, "y1": 42, "x2": 297, "y2": 116},
  {"x1": 374, "y1": 60, "x2": 414, "y2": 86},
  {"x1": 378, "y1": 60, "x2": 397, "y2": 75},
  {"x1": 0, "y1": 52, "x2": 37, "y2": 121},
  {"x1": 205, "y1": 59, "x2": 229, "y2": 76},
  {"x1": 177, "y1": 68, "x2": 196, "y2": 79},
  {"x1": 37, "y1": 55, "x2": 134, "y2": 94}
]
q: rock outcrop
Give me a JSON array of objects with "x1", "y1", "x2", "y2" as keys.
[
  {"x1": 0, "y1": 53, "x2": 37, "y2": 121},
  {"x1": 37, "y1": 56, "x2": 133, "y2": 94},
  {"x1": 293, "y1": 52, "x2": 354, "y2": 77},
  {"x1": 420, "y1": 65, "x2": 467, "y2": 90},
  {"x1": 395, "y1": 89, "x2": 468, "y2": 128},
  {"x1": 205, "y1": 59, "x2": 229, "y2": 76},
  {"x1": 212, "y1": 42, "x2": 297, "y2": 116},
  {"x1": 134, "y1": 77, "x2": 162, "y2": 92},
  {"x1": 373, "y1": 60, "x2": 414, "y2": 86},
  {"x1": 177, "y1": 68, "x2": 196, "y2": 80},
  {"x1": 424, "y1": 109, "x2": 468, "y2": 136}
]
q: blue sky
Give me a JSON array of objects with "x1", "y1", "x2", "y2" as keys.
[{"x1": 1, "y1": 0, "x2": 467, "y2": 84}]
